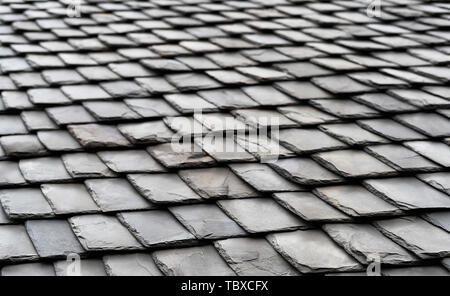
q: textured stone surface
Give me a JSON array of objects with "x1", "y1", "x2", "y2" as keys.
[
  {"x1": 0, "y1": 188, "x2": 54, "y2": 219},
  {"x1": 104, "y1": 254, "x2": 163, "y2": 276},
  {"x1": 153, "y1": 246, "x2": 236, "y2": 276},
  {"x1": 41, "y1": 184, "x2": 99, "y2": 215},
  {"x1": 267, "y1": 230, "x2": 362, "y2": 274},
  {"x1": 215, "y1": 238, "x2": 299, "y2": 276},
  {"x1": 0, "y1": 225, "x2": 38, "y2": 261}
]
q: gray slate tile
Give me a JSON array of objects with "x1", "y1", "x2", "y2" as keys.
[
  {"x1": 1, "y1": 263, "x2": 55, "y2": 276},
  {"x1": 98, "y1": 150, "x2": 166, "y2": 173},
  {"x1": 41, "y1": 184, "x2": 100, "y2": 215},
  {"x1": 0, "y1": 225, "x2": 38, "y2": 262},
  {"x1": 103, "y1": 254, "x2": 163, "y2": 276},
  {"x1": 54, "y1": 259, "x2": 107, "y2": 276},
  {"x1": 62, "y1": 153, "x2": 115, "y2": 178},
  {"x1": 0, "y1": 188, "x2": 54, "y2": 219},
  {"x1": 19, "y1": 157, "x2": 71, "y2": 183}
]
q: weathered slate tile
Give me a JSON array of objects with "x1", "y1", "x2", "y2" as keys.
[
  {"x1": 278, "y1": 105, "x2": 337, "y2": 125},
  {"x1": 85, "y1": 178, "x2": 153, "y2": 212},
  {"x1": 21, "y1": 111, "x2": 57, "y2": 131},
  {"x1": 233, "y1": 109, "x2": 297, "y2": 128},
  {"x1": 68, "y1": 124, "x2": 131, "y2": 148},
  {"x1": 405, "y1": 141, "x2": 450, "y2": 167},
  {"x1": 389, "y1": 89, "x2": 450, "y2": 108},
  {"x1": 375, "y1": 217, "x2": 450, "y2": 259},
  {"x1": 19, "y1": 157, "x2": 71, "y2": 183},
  {"x1": 275, "y1": 129, "x2": 346, "y2": 154},
  {"x1": 276, "y1": 81, "x2": 331, "y2": 100},
  {"x1": 214, "y1": 238, "x2": 299, "y2": 276},
  {"x1": 25, "y1": 220, "x2": 85, "y2": 258},
  {"x1": 366, "y1": 145, "x2": 440, "y2": 171},
  {"x1": 422, "y1": 212, "x2": 450, "y2": 232},
  {"x1": 100, "y1": 80, "x2": 148, "y2": 98},
  {"x1": 170, "y1": 204, "x2": 246, "y2": 239},
  {"x1": 311, "y1": 99, "x2": 379, "y2": 119},
  {"x1": 314, "y1": 185, "x2": 401, "y2": 217},
  {"x1": 0, "y1": 161, "x2": 27, "y2": 186},
  {"x1": 118, "y1": 120, "x2": 174, "y2": 144},
  {"x1": 218, "y1": 198, "x2": 307, "y2": 233},
  {"x1": 242, "y1": 85, "x2": 296, "y2": 106},
  {"x1": 313, "y1": 150, "x2": 396, "y2": 178},
  {"x1": 62, "y1": 153, "x2": 115, "y2": 178},
  {"x1": 153, "y1": 246, "x2": 236, "y2": 276},
  {"x1": 41, "y1": 184, "x2": 99, "y2": 215},
  {"x1": 164, "y1": 93, "x2": 218, "y2": 114},
  {"x1": 148, "y1": 142, "x2": 215, "y2": 169},
  {"x1": 197, "y1": 89, "x2": 258, "y2": 109},
  {"x1": 0, "y1": 115, "x2": 27, "y2": 136},
  {"x1": 312, "y1": 75, "x2": 374, "y2": 94},
  {"x1": 396, "y1": 113, "x2": 450, "y2": 138},
  {"x1": 103, "y1": 254, "x2": 163, "y2": 276},
  {"x1": 1, "y1": 263, "x2": 55, "y2": 276},
  {"x1": 1, "y1": 135, "x2": 47, "y2": 157},
  {"x1": 323, "y1": 224, "x2": 417, "y2": 265},
  {"x1": 98, "y1": 150, "x2": 166, "y2": 173},
  {"x1": 357, "y1": 119, "x2": 426, "y2": 141},
  {"x1": 27, "y1": 88, "x2": 71, "y2": 105},
  {"x1": 364, "y1": 177, "x2": 450, "y2": 210},
  {"x1": 320, "y1": 123, "x2": 388, "y2": 146},
  {"x1": 69, "y1": 215, "x2": 143, "y2": 251},
  {"x1": 417, "y1": 172, "x2": 450, "y2": 195},
  {"x1": 83, "y1": 101, "x2": 140, "y2": 121},
  {"x1": 118, "y1": 210, "x2": 195, "y2": 247},
  {"x1": 274, "y1": 192, "x2": 350, "y2": 222},
  {"x1": 125, "y1": 98, "x2": 179, "y2": 118},
  {"x1": 128, "y1": 173, "x2": 202, "y2": 204},
  {"x1": 167, "y1": 73, "x2": 221, "y2": 91},
  {"x1": 54, "y1": 259, "x2": 107, "y2": 276},
  {"x1": 270, "y1": 158, "x2": 343, "y2": 185},
  {"x1": 0, "y1": 225, "x2": 38, "y2": 261},
  {"x1": 0, "y1": 188, "x2": 54, "y2": 219},
  {"x1": 267, "y1": 230, "x2": 362, "y2": 274},
  {"x1": 179, "y1": 167, "x2": 259, "y2": 199},
  {"x1": 37, "y1": 130, "x2": 82, "y2": 152},
  {"x1": 61, "y1": 85, "x2": 112, "y2": 101},
  {"x1": 229, "y1": 163, "x2": 302, "y2": 192}
]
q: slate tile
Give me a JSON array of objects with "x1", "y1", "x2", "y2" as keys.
[
  {"x1": 141, "y1": 58, "x2": 190, "y2": 72},
  {"x1": 61, "y1": 85, "x2": 112, "y2": 101},
  {"x1": 381, "y1": 68, "x2": 439, "y2": 84},
  {"x1": 98, "y1": 150, "x2": 165, "y2": 173},
  {"x1": 148, "y1": 142, "x2": 215, "y2": 169},
  {"x1": 0, "y1": 115, "x2": 28, "y2": 136},
  {"x1": 364, "y1": 177, "x2": 450, "y2": 210},
  {"x1": 85, "y1": 178, "x2": 152, "y2": 212},
  {"x1": 276, "y1": 46, "x2": 325, "y2": 60},
  {"x1": 62, "y1": 153, "x2": 115, "y2": 179},
  {"x1": 197, "y1": 89, "x2": 257, "y2": 110},
  {"x1": 323, "y1": 224, "x2": 417, "y2": 265},
  {"x1": 417, "y1": 172, "x2": 450, "y2": 195},
  {"x1": 69, "y1": 215, "x2": 143, "y2": 251},
  {"x1": 312, "y1": 75, "x2": 374, "y2": 94},
  {"x1": 164, "y1": 93, "x2": 218, "y2": 114},
  {"x1": 179, "y1": 167, "x2": 259, "y2": 199},
  {"x1": 396, "y1": 113, "x2": 450, "y2": 137},
  {"x1": 274, "y1": 192, "x2": 350, "y2": 222},
  {"x1": 118, "y1": 210, "x2": 195, "y2": 247},
  {"x1": 42, "y1": 69, "x2": 86, "y2": 85},
  {"x1": 27, "y1": 88, "x2": 71, "y2": 105},
  {"x1": 169, "y1": 204, "x2": 246, "y2": 240},
  {"x1": 76, "y1": 66, "x2": 120, "y2": 81},
  {"x1": 275, "y1": 81, "x2": 331, "y2": 100},
  {"x1": 0, "y1": 188, "x2": 53, "y2": 219},
  {"x1": 41, "y1": 184, "x2": 99, "y2": 215},
  {"x1": 109, "y1": 62, "x2": 154, "y2": 78},
  {"x1": 229, "y1": 163, "x2": 302, "y2": 192},
  {"x1": 321, "y1": 123, "x2": 388, "y2": 146},
  {"x1": 277, "y1": 105, "x2": 337, "y2": 125},
  {"x1": 275, "y1": 62, "x2": 332, "y2": 79},
  {"x1": 315, "y1": 185, "x2": 402, "y2": 217},
  {"x1": 46, "y1": 105, "x2": 96, "y2": 125},
  {"x1": 1, "y1": 263, "x2": 55, "y2": 276},
  {"x1": 366, "y1": 145, "x2": 440, "y2": 172},
  {"x1": 206, "y1": 70, "x2": 256, "y2": 85},
  {"x1": 25, "y1": 220, "x2": 85, "y2": 258},
  {"x1": 100, "y1": 80, "x2": 148, "y2": 98},
  {"x1": 218, "y1": 198, "x2": 307, "y2": 233},
  {"x1": 422, "y1": 212, "x2": 450, "y2": 232},
  {"x1": 118, "y1": 120, "x2": 174, "y2": 144},
  {"x1": 237, "y1": 66, "x2": 291, "y2": 81},
  {"x1": 103, "y1": 254, "x2": 163, "y2": 276},
  {"x1": 389, "y1": 89, "x2": 450, "y2": 108},
  {"x1": 267, "y1": 230, "x2": 361, "y2": 274},
  {"x1": 0, "y1": 135, "x2": 47, "y2": 157},
  {"x1": 21, "y1": 111, "x2": 57, "y2": 131},
  {"x1": 1, "y1": 91, "x2": 33, "y2": 110},
  {"x1": 312, "y1": 99, "x2": 379, "y2": 119},
  {"x1": 19, "y1": 157, "x2": 71, "y2": 183},
  {"x1": 235, "y1": 132, "x2": 294, "y2": 162},
  {"x1": 275, "y1": 128, "x2": 346, "y2": 154},
  {"x1": 0, "y1": 225, "x2": 38, "y2": 262},
  {"x1": 176, "y1": 56, "x2": 219, "y2": 70},
  {"x1": 358, "y1": 119, "x2": 426, "y2": 141},
  {"x1": 153, "y1": 245, "x2": 236, "y2": 276},
  {"x1": 405, "y1": 141, "x2": 450, "y2": 167},
  {"x1": 242, "y1": 85, "x2": 296, "y2": 106},
  {"x1": 68, "y1": 124, "x2": 131, "y2": 148},
  {"x1": 83, "y1": 101, "x2": 140, "y2": 121},
  {"x1": 127, "y1": 173, "x2": 202, "y2": 204},
  {"x1": 54, "y1": 259, "x2": 107, "y2": 276},
  {"x1": 0, "y1": 206, "x2": 11, "y2": 225},
  {"x1": 135, "y1": 77, "x2": 177, "y2": 94},
  {"x1": 313, "y1": 150, "x2": 396, "y2": 178},
  {"x1": 0, "y1": 161, "x2": 27, "y2": 186},
  {"x1": 214, "y1": 237, "x2": 299, "y2": 276},
  {"x1": 9, "y1": 72, "x2": 48, "y2": 88},
  {"x1": 37, "y1": 130, "x2": 82, "y2": 152},
  {"x1": 125, "y1": 98, "x2": 179, "y2": 118},
  {"x1": 270, "y1": 158, "x2": 343, "y2": 185},
  {"x1": 375, "y1": 217, "x2": 450, "y2": 259},
  {"x1": 197, "y1": 135, "x2": 256, "y2": 162},
  {"x1": 206, "y1": 52, "x2": 255, "y2": 68}
]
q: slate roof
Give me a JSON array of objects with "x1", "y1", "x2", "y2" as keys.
[{"x1": 0, "y1": 0, "x2": 449, "y2": 276}]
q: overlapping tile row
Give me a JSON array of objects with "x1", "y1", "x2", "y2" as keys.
[{"x1": 0, "y1": 0, "x2": 449, "y2": 276}]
